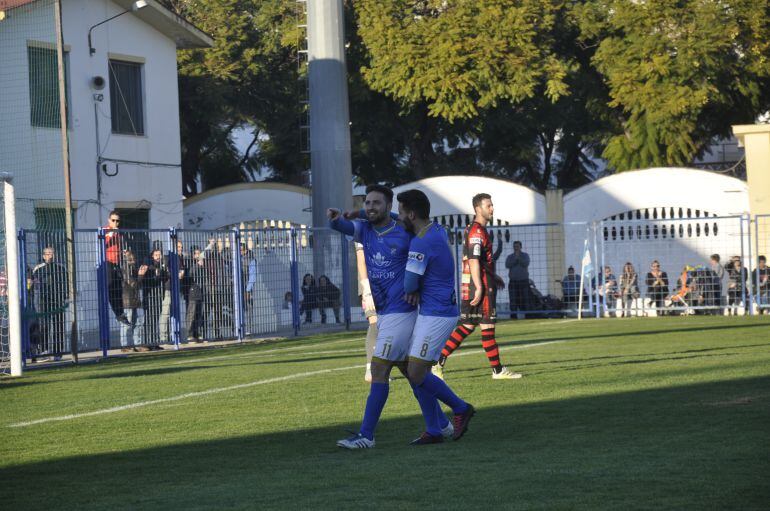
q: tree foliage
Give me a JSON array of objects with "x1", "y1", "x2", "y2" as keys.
[
  {"x1": 571, "y1": 0, "x2": 770, "y2": 169},
  {"x1": 170, "y1": 0, "x2": 770, "y2": 197},
  {"x1": 165, "y1": 0, "x2": 303, "y2": 195}
]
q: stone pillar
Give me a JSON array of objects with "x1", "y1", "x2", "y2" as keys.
[
  {"x1": 545, "y1": 189, "x2": 565, "y2": 297},
  {"x1": 733, "y1": 125, "x2": 770, "y2": 260}
]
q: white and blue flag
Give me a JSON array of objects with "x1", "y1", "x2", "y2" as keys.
[{"x1": 581, "y1": 239, "x2": 593, "y2": 278}]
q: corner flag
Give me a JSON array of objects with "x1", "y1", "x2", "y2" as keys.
[{"x1": 581, "y1": 239, "x2": 593, "y2": 278}]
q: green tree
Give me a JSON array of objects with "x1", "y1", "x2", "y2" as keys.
[
  {"x1": 165, "y1": 0, "x2": 304, "y2": 195},
  {"x1": 575, "y1": 0, "x2": 770, "y2": 170},
  {"x1": 355, "y1": 0, "x2": 571, "y2": 122}
]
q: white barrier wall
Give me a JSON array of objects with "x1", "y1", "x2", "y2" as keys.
[
  {"x1": 562, "y1": 168, "x2": 750, "y2": 278},
  {"x1": 183, "y1": 183, "x2": 312, "y2": 229}
]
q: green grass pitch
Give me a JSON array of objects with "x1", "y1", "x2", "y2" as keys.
[{"x1": 2, "y1": 316, "x2": 769, "y2": 510}]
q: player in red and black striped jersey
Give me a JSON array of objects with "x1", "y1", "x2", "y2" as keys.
[{"x1": 434, "y1": 193, "x2": 522, "y2": 380}]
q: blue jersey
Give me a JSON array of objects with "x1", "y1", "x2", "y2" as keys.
[
  {"x1": 405, "y1": 222, "x2": 458, "y2": 317},
  {"x1": 353, "y1": 219, "x2": 416, "y2": 315}
]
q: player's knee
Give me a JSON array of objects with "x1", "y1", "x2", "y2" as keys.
[
  {"x1": 406, "y1": 363, "x2": 430, "y2": 386},
  {"x1": 369, "y1": 361, "x2": 391, "y2": 382}
]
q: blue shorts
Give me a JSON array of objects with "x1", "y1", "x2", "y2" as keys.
[{"x1": 371, "y1": 311, "x2": 418, "y2": 363}]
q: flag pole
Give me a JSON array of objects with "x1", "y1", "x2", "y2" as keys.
[
  {"x1": 578, "y1": 268, "x2": 586, "y2": 320},
  {"x1": 578, "y1": 239, "x2": 590, "y2": 320}
]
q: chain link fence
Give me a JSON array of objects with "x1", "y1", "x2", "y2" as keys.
[
  {"x1": 755, "y1": 215, "x2": 770, "y2": 314},
  {"x1": 7, "y1": 217, "x2": 769, "y2": 366},
  {"x1": 597, "y1": 215, "x2": 751, "y2": 317}
]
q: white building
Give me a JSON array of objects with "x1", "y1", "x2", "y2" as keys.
[
  {"x1": 182, "y1": 169, "x2": 754, "y2": 307},
  {"x1": 0, "y1": 0, "x2": 212, "y2": 230}
]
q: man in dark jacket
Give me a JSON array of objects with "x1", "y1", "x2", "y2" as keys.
[{"x1": 32, "y1": 247, "x2": 68, "y2": 357}]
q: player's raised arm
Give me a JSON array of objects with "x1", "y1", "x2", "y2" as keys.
[{"x1": 327, "y1": 208, "x2": 355, "y2": 236}]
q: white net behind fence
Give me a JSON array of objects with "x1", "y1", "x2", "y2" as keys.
[{"x1": 0, "y1": 185, "x2": 9, "y2": 374}]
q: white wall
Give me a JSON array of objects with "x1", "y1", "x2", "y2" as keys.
[
  {"x1": 0, "y1": 0, "x2": 65, "y2": 229},
  {"x1": 564, "y1": 167, "x2": 749, "y2": 223},
  {"x1": 562, "y1": 168, "x2": 751, "y2": 290},
  {"x1": 66, "y1": 0, "x2": 183, "y2": 229},
  {"x1": 0, "y1": 0, "x2": 184, "y2": 230},
  {"x1": 393, "y1": 176, "x2": 546, "y2": 225},
  {"x1": 183, "y1": 183, "x2": 312, "y2": 230}
]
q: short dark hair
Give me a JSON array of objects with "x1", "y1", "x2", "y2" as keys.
[
  {"x1": 109, "y1": 210, "x2": 120, "y2": 218},
  {"x1": 513, "y1": 240, "x2": 522, "y2": 248},
  {"x1": 710, "y1": 254, "x2": 720, "y2": 262},
  {"x1": 396, "y1": 189, "x2": 430, "y2": 219},
  {"x1": 365, "y1": 184, "x2": 393, "y2": 203},
  {"x1": 472, "y1": 193, "x2": 491, "y2": 209},
  {"x1": 759, "y1": 255, "x2": 767, "y2": 263}
]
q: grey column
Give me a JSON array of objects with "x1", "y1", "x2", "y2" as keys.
[
  {"x1": 307, "y1": 0, "x2": 353, "y2": 225},
  {"x1": 307, "y1": 0, "x2": 354, "y2": 296}
]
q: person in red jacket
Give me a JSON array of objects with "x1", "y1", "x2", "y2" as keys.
[{"x1": 104, "y1": 211, "x2": 129, "y2": 325}]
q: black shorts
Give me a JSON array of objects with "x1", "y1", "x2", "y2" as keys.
[{"x1": 460, "y1": 285, "x2": 496, "y2": 325}]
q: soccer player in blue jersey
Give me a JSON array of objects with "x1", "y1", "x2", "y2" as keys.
[
  {"x1": 327, "y1": 184, "x2": 418, "y2": 449},
  {"x1": 397, "y1": 189, "x2": 475, "y2": 444}
]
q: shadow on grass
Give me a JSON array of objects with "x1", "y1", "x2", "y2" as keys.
[
  {"x1": 495, "y1": 321, "x2": 770, "y2": 348},
  {"x1": 81, "y1": 366, "x2": 218, "y2": 380},
  {"x1": 2, "y1": 377, "x2": 768, "y2": 510},
  {"x1": 441, "y1": 342, "x2": 770, "y2": 378}
]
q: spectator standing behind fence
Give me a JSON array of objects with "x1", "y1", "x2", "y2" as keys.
[
  {"x1": 561, "y1": 266, "x2": 582, "y2": 309},
  {"x1": 185, "y1": 246, "x2": 206, "y2": 343},
  {"x1": 119, "y1": 249, "x2": 142, "y2": 352},
  {"x1": 240, "y1": 244, "x2": 257, "y2": 334},
  {"x1": 753, "y1": 256, "x2": 769, "y2": 313},
  {"x1": 152, "y1": 241, "x2": 183, "y2": 344},
  {"x1": 645, "y1": 261, "x2": 669, "y2": 316},
  {"x1": 317, "y1": 275, "x2": 342, "y2": 324},
  {"x1": 725, "y1": 256, "x2": 748, "y2": 315},
  {"x1": 25, "y1": 267, "x2": 43, "y2": 362},
  {"x1": 214, "y1": 239, "x2": 235, "y2": 338},
  {"x1": 505, "y1": 241, "x2": 530, "y2": 319},
  {"x1": 708, "y1": 254, "x2": 724, "y2": 315},
  {"x1": 300, "y1": 273, "x2": 317, "y2": 323},
  {"x1": 104, "y1": 211, "x2": 129, "y2": 325},
  {"x1": 140, "y1": 248, "x2": 169, "y2": 349},
  {"x1": 31, "y1": 247, "x2": 67, "y2": 358},
  {"x1": 177, "y1": 240, "x2": 190, "y2": 309},
  {"x1": 620, "y1": 262, "x2": 640, "y2": 318}
]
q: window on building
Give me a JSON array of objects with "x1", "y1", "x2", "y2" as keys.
[
  {"x1": 28, "y1": 46, "x2": 70, "y2": 128},
  {"x1": 109, "y1": 60, "x2": 144, "y2": 135},
  {"x1": 114, "y1": 208, "x2": 151, "y2": 261}
]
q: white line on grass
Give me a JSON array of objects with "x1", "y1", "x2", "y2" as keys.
[
  {"x1": 169, "y1": 337, "x2": 365, "y2": 366},
  {"x1": 7, "y1": 365, "x2": 362, "y2": 428},
  {"x1": 8, "y1": 340, "x2": 564, "y2": 428}
]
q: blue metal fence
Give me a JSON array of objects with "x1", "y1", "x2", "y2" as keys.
[
  {"x1": 16, "y1": 216, "x2": 767, "y2": 364},
  {"x1": 18, "y1": 227, "x2": 358, "y2": 363}
]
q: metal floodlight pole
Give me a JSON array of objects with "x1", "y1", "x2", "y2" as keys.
[
  {"x1": 55, "y1": 0, "x2": 78, "y2": 362},
  {"x1": 307, "y1": 0, "x2": 354, "y2": 288}
]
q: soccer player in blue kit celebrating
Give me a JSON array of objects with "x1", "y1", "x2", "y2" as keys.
[
  {"x1": 328, "y1": 184, "x2": 417, "y2": 449},
  {"x1": 397, "y1": 189, "x2": 475, "y2": 445},
  {"x1": 328, "y1": 186, "x2": 474, "y2": 448}
]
